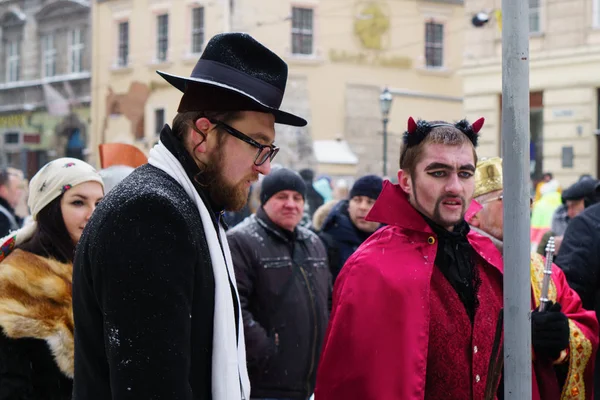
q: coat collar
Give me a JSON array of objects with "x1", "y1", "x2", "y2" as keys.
[{"x1": 366, "y1": 181, "x2": 433, "y2": 234}]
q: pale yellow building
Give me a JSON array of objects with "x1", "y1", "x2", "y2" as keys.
[
  {"x1": 91, "y1": 0, "x2": 466, "y2": 177},
  {"x1": 463, "y1": 0, "x2": 600, "y2": 186}
]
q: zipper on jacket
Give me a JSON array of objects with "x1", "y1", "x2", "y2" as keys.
[{"x1": 299, "y1": 266, "x2": 318, "y2": 397}]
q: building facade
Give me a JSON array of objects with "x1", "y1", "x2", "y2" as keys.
[
  {"x1": 0, "y1": 0, "x2": 92, "y2": 178},
  {"x1": 91, "y1": 0, "x2": 465, "y2": 177},
  {"x1": 463, "y1": 0, "x2": 600, "y2": 185}
]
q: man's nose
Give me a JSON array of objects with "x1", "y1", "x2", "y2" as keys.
[
  {"x1": 255, "y1": 159, "x2": 271, "y2": 176},
  {"x1": 445, "y1": 173, "x2": 462, "y2": 193}
]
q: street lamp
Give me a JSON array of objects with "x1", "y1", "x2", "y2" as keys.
[{"x1": 379, "y1": 87, "x2": 393, "y2": 177}]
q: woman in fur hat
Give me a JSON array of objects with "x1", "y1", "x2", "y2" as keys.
[{"x1": 0, "y1": 158, "x2": 104, "y2": 400}]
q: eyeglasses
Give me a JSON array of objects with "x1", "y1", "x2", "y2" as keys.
[
  {"x1": 481, "y1": 195, "x2": 503, "y2": 204},
  {"x1": 481, "y1": 194, "x2": 533, "y2": 206},
  {"x1": 209, "y1": 119, "x2": 279, "y2": 166}
]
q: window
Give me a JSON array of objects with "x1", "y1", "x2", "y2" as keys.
[
  {"x1": 68, "y1": 28, "x2": 84, "y2": 73},
  {"x1": 6, "y1": 40, "x2": 20, "y2": 82},
  {"x1": 425, "y1": 22, "x2": 443, "y2": 68},
  {"x1": 118, "y1": 21, "x2": 129, "y2": 67},
  {"x1": 156, "y1": 14, "x2": 169, "y2": 62},
  {"x1": 155, "y1": 108, "x2": 165, "y2": 136},
  {"x1": 191, "y1": 7, "x2": 205, "y2": 54},
  {"x1": 594, "y1": 0, "x2": 600, "y2": 28},
  {"x1": 529, "y1": 0, "x2": 541, "y2": 34},
  {"x1": 41, "y1": 34, "x2": 56, "y2": 77},
  {"x1": 3, "y1": 132, "x2": 20, "y2": 145},
  {"x1": 291, "y1": 7, "x2": 313, "y2": 55}
]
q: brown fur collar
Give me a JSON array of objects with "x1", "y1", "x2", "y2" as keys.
[{"x1": 0, "y1": 249, "x2": 74, "y2": 378}]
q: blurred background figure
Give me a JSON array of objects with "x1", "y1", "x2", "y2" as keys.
[
  {"x1": 531, "y1": 178, "x2": 563, "y2": 252},
  {"x1": 332, "y1": 179, "x2": 349, "y2": 201},
  {"x1": 312, "y1": 200, "x2": 339, "y2": 232},
  {"x1": 318, "y1": 174, "x2": 383, "y2": 283},
  {"x1": 99, "y1": 165, "x2": 135, "y2": 194},
  {"x1": 314, "y1": 175, "x2": 333, "y2": 203},
  {"x1": 0, "y1": 167, "x2": 25, "y2": 237},
  {"x1": 534, "y1": 172, "x2": 561, "y2": 203},
  {"x1": 299, "y1": 168, "x2": 325, "y2": 218},
  {"x1": 537, "y1": 176, "x2": 599, "y2": 256}
]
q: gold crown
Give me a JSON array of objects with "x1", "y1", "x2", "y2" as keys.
[{"x1": 474, "y1": 157, "x2": 503, "y2": 198}]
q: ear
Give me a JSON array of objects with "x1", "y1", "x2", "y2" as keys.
[
  {"x1": 190, "y1": 118, "x2": 212, "y2": 154},
  {"x1": 398, "y1": 169, "x2": 412, "y2": 194},
  {"x1": 471, "y1": 117, "x2": 485, "y2": 134},
  {"x1": 407, "y1": 117, "x2": 417, "y2": 134},
  {"x1": 469, "y1": 211, "x2": 481, "y2": 227}
]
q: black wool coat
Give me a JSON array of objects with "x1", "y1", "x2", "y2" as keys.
[{"x1": 72, "y1": 128, "x2": 235, "y2": 400}]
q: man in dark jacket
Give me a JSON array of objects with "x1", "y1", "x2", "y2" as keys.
[
  {"x1": 0, "y1": 168, "x2": 23, "y2": 237},
  {"x1": 555, "y1": 181, "x2": 600, "y2": 399},
  {"x1": 299, "y1": 168, "x2": 324, "y2": 217},
  {"x1": 227, "y1": 168, "x2": 330, "y2": 400},
  {"x1": 72, "y1": 33, "x2": 307, "y2": 400},
  {"x1": 537, "y1": 176, "x2": 599, "y2": 255},
  {"x1": 319, "y1": 174, "x2": 383, "y2": 282}
]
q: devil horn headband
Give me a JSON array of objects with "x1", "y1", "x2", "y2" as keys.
[{"x1": 403, "y1": 116, "x2": 484, "y2": 147}]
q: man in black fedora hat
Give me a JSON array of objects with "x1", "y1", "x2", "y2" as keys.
[{"x1": 72, "y1": 33, "x2": 307, "y2": 400}]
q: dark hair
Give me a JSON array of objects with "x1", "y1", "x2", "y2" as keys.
[
  {"x1": 170, "y1": 111, "x2": 242, "y2": 187},
  {"x1": 0, "y1": 168, "x2": 8, "y2": 187},
  {"x1": 171, "y1": 111, "x2": 242, "y2": 142},
  {"x1": 399, "y1": 122, "x2": 478, "y2": 174},
  {"x1": 18, "y1": 196, "x2": 75, "y2": 263}
]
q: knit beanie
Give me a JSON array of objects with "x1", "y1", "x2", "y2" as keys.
[
  {"x1": 350, "y1": 175, "x2": 383, "y2": 200},
  {"x1": 260, "y1": 168, "x2": 306, "y2": 205}
]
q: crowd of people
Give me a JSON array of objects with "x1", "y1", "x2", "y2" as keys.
[{"x1": 1, "y1": 31, "x2": 600, "y2": 400}]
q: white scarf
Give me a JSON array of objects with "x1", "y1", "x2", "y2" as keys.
[{"x1": 148, "y1": 141, "x2": 250, "y2": 400}]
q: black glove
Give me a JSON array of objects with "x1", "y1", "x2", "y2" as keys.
[{"x1": 531, "y1": 302, "x2": 570, "y2": 361}]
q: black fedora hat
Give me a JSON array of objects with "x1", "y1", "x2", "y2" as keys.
[{"x1": 157, "y1": 33, "x2": 307, "y2": 127}]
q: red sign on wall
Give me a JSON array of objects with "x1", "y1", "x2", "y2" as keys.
[{"x1": 22, "y1": 133, "x2": 40, "y2": 144}]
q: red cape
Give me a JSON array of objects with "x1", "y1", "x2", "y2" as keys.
[{"x1": 314, "y1": 181, "x2": 504, "y2": 399}]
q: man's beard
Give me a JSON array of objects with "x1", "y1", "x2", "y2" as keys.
[
  {"x1": 411, "y1": 176, "x2": 467, "y2": 229},
  {"x1": 198, "y1": 149, "x2": 254, "y2": 212},
  {"x1": 431, "y1": 195, "x2": 467, "y2": 228}
]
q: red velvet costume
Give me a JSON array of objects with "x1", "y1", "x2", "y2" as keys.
[{"x1": 314, "y1": 182, "x2": 504, "y2": 400}]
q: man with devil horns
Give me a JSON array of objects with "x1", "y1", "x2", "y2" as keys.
[{"x1": 314, "y1": 116, "x2": 507, "y2": 399}]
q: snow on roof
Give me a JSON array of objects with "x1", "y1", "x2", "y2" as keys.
[{"x1": 313, "y1": 139, "x2": 358, "y2": 165}]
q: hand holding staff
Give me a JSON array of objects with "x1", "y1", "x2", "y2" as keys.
[{"x1": 539, "y1": 237, "x2": 555, "y2": 312}]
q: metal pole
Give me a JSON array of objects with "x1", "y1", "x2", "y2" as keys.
[
  {"x1": 382, "y1": 117, "x2": 388, "y2": 177},
  {"x1": 501, "y1": 0, "x2": 531, "y2": 397}
]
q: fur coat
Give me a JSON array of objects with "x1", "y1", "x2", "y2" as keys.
[{"x1": 0, "y1": 248, "x2": 74, "y2": 399}]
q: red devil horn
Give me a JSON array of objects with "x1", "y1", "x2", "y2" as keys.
[
  {"x1": 407, "y1": 117, "x2": 417, "y2": 134},
  {"x1": 471, "y1": 117, "x2": 485, "y2": 133}
]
